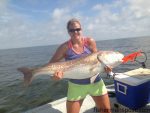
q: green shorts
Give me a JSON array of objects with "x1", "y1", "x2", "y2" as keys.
[{"x1": 67, "y1": 80, "x2": 107, "y2": 101}]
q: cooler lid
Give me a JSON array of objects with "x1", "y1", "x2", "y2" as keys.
[
  {"x1": 123, "y1": 68, "x2": 150, "y2": 80},
  {"x1": 114, "y1": 68, "x2": 150, "y2": 86}
]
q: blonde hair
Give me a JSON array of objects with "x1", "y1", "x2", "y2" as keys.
[{"x1": 67, "y1": 18, "x2": 81, "y2": 30}]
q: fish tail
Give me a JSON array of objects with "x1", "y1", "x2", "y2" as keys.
[
  {"x1": 122, "y1": 51, "x2": 142, "y2": 63},
  {"x1": 17, "y1": 67, "x2": 33, "y2": 86}
]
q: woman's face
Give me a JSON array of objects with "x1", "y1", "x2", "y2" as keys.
[{"x1": 68, "y1": 22, "x2": 82, "y2": 40}]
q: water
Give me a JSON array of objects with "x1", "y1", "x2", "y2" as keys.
[{"x1": 0, "y1": 37, "x2": 150, "y2": 113}]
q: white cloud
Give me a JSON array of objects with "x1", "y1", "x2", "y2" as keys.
[
  {"x1": 0, "y1": 1, "x2": 69, "y2": 49},
  {"x1": 83, "y1": 0, "x2": 150, "y2": 40},
  {"x1": 128, "y1": 0, "x2": 150, "y2": 18},
  {"x1": 52, "y1": 8, "x2": 70, "y2": 20},
  {"x1": 0, "y1": 0, "x2": 150, "y2": 49}
]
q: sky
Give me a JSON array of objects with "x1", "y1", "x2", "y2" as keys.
[{"x1": 0, "y1": 0, "x2": 150, "y2": 49}]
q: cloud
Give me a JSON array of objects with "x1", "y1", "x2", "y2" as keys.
[
  {"x1": 52, "y1": 8, "x2": 70, "y2": 21},
  {"x1": 0, "y1": 0, "x2": 150, "y2": 49},
  {"x1": 83, "y1": 0, "x2": 150, "y2": 40},
  {"x1": 128, "y1": 0, "x2": 150, "y2": 18}
]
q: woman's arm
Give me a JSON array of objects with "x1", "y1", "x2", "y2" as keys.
[
  {"x1": 48, "y1": 42, "x2": 68, "y2": 80},
  {"x1": 86, "y1": 37, "x2": 98, "y2": 53},
  {"x1": 49, "y1": 42, "x2": 68, "y2": 63}
]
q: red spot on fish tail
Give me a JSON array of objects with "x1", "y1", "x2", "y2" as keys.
[{"x1": 122, "y1": 51, "x2": 142, "y2": 63}]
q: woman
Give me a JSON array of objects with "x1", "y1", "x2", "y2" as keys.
[{"x1": 49, "y1": 18, "x2": 111, "y2": 113}]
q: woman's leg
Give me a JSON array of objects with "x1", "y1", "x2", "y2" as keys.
[
  {"x1": 66, "y1": 100, "x2": 83, "y2": 113},
  {"x1": 67, "y1": 82, "x2": 87, "y2": 113},
  {"x1": 92, "y1": 94, "x2": 111, "y2": 113}
]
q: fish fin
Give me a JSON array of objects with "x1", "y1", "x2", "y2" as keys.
[
  {"x1": 122, "y1": 51, "x2": 142, "y2": 63},
  {"x1": 17, "y1": 67, "x2": 33, "y2": 86},
  {"x1": 90, "y1": 65, "x2": 99, "y2": 74},
  {"x1": 90, "y1": 73, "x2": 99, "y2": 83},
  {"x1": 89, "y1": 65, "x2": 99, "y2": 83}
]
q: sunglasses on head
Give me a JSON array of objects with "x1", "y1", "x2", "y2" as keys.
[{"x1": 69, "y1": 28, "x2": 81, "y2": 32}]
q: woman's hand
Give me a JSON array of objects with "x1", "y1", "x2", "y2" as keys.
[
  {"x1": 52, "y1": 71, "x2": 64, "y2": 80},
  {"x1": 104, "y1": 66, "x2": 112, "y2": 73}
]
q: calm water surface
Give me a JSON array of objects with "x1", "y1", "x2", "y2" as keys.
[{"x1": 0, "y1": 37, "x2": 150, "y2": 113}]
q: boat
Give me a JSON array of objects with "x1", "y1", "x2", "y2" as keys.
[{"x1": 24, "y1": 68, "x2": 150, "y2": 113}]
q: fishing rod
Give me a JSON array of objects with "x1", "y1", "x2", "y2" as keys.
[{"x1": 134, "y1": 51, "x2": 147, "y2": 68}]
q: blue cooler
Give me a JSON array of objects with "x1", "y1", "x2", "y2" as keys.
[{"x1": 114, "y1": 73, "x2": 150, "y2": 109}]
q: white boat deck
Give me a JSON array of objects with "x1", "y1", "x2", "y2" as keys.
[
  {"x1": 24, "y1": 85, "x2": 114, "y2": 113},
  {"x1": 24, "y1": 95, "x2": 95, "y2": 113},
  {"x1": 24, "y1": 85, "x2": 150, "y2": 113}
]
